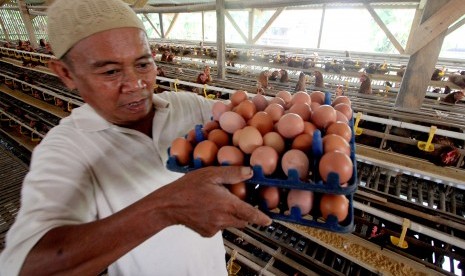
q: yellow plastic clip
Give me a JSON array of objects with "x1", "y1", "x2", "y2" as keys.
[
  {"x1": 390, "y1": 218, "x2": 410, "y2": 249},
  {"x1": 417, "y1": 125, "x2": 437, "y2": 152},
  {"x1": 67, "y1": 102, "x2": 73, "y2": 112},
  {"x1": 227, "y1": 250, "x2": 241, "y2": 275},
  {"x1": 203, "y1": 84, "x2": 208, "y2": 98},
  {"x1": 345, "y1": 81, "x2": 349, "y2": 91},
  {"x1": 354, "y1": 112, "x2": 363, "y2": 136},
  {"x1": 174, "y1": 79, "x2": 179, "y2": 92},
  {"x1": 31, "y1": 132, "x2": 41, "y2": 142}
]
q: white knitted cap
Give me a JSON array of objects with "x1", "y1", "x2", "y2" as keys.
[{"x1": 47, "y1": 0, "x2": 145, "y2": 59}]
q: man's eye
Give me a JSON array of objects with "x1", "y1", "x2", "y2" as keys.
[{"x1": 105, "y1": 69, "x2": 119, "y2": 75}]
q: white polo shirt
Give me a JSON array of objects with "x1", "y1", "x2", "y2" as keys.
[{"x1": 0, "y1": 92, "x2": 227, "y2": 276}]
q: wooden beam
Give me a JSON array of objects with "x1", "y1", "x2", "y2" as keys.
[
  {"x1": 364, "y1": 3, "x2": 405, "y2": 54},
  {"x1": 405, "y1": 6, "x2": 422, "y2": 53},
  {"x1": 132, "y1": 0, "x2": 148, "y2": 8},
  {"x1": 164, "y1": 13, "x2": 178, "y2": 38},
  {"x1": 395, "y1": 0, "x2": 449, "y2": 110},
  {"x1": 0, "y1": 14, "x2": 9, "y2": 40},
  {"x1": 317, "y1": 4, "x2": 326, "y2": 48},
  {"x1": 16, "y1": 0, "x2": 38, "y2": 48},
  {"x1": 248, "y1": 8, "x2": 254, "y2": 44},
  {"x1": 407, "y1": 0, "x2": 465, "y2": 55},
  {"x1": 216, "y1": 0, "x2": 226, "y2": 79},
  {"x1": 447, "y1": 16, "x2": 465, "y2": 35},
  {"x1": 225, "y1": 11, "x2": 248, "y2": 43},
  {"x1": 158, "y1": 13, "x2": 165, "y2": 38},
  {"x1": 252, "y1": 7, "x2": 285, "y2": 44},
  {"x1": 143, "y1": 13, "x2": 161, "y2": 38}
]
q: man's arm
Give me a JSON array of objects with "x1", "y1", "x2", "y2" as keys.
[{"x1": 20, "y1": 166, "x2": 271, "y2": 275}]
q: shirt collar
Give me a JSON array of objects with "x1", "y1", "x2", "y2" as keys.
[{"x1": 71, "y1": 94, "x2": 171, "y2": 132}]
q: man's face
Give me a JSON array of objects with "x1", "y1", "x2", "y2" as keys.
[{"x1": 59, "y1": 28, "x2": 157, "y2": 126}]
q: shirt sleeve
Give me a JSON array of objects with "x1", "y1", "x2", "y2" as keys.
[{"x1": 0, "y1": 126, "x2": 97, "y2": 276}]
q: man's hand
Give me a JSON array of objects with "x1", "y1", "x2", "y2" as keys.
[{"x1": 152, "y1": 166, "x2": 272, "y2": 237}]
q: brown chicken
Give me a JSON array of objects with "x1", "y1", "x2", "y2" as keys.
[
  {"x1": 294, "y1": 72, "x2": 307, "y2": 92},
  {"x1": 257, "y1": 70, "x2": 271, "y2": 90},
  {"x1": 359, "y1": 73, "x2": 372, "y2": 94},
  {"x1": 314, "y1": 70, "x2": 324, "y2": 88},
  {"x1": 448, "y1": 73, "x2": 465, "y2": 89}
]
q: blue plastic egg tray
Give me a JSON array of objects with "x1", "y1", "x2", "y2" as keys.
[{"x1": 166, "y1": 94, "x2": 357, "y2": 233}]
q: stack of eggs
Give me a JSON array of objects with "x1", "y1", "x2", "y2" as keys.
[{"x1": 168, "y1": 90, "x2": 357, "y2": 232}]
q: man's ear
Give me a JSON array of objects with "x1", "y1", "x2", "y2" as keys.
[{"x1": 48, "y1": 59, "x2": 77, "y2": 90}]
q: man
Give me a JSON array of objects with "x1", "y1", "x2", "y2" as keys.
[{"x1": 0, "y1": 0, "x2": 271, "y2": 275}]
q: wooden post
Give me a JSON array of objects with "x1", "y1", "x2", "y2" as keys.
[
  {"x1": 17, "y1": 0, "x2": 38, "y2": 48},
  {"x1": 216, "y1": 0, "x2": 226, "y2": 79},
  {"x1": 317, "y1": 4, "x2": 326, "y2": 49},
  {"x1": 159, "y1": 13, "x2": 165, "y2": 38},
  {"x1": 383, "y1": 173, "x2": 392, "y2": 193},
  {"x1": 395, "y1": 0, "x2": 449, "y2": 110}
]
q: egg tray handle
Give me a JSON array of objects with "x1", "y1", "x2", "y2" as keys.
[{"x1": 258, "y1": 194, "x2": 355, "y2": 233}]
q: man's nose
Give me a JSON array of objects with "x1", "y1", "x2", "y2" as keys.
[{"x1": 122, "y1": 69, "x2": 145, "y2": 93}]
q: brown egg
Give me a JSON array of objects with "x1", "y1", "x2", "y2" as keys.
[
  {"x1": 326, "y1": 122, "x2": 352, "y2": 142},
  {"x1": 281, "y1": 149, "x2": 309, "y2": 180},
  {"x1": 228, "y1": 182, "x2": 247, "y2": 200},
  {"x1": 276, "y1": 90, "x2": 292, "y2": 105},
  {"x1": 170, "y1": 137, "x2": 193, "y2": 166},
  {"x1": 234, "y1": 100, "x2": 257, "y2": 120},
  {"x1": 232, "y1": 129, "x2": 242, "y2": 146},
  {"x1": 217, "y1": 145, "x2": 244, "y2": 165},
  {"x1": 336, "y1": 110, "x2": 349, "y2": 123},
  {"x1": 322, "y1": 134, "x2": 351, "y2": 155},
  {"x1": 259, "y1": 186, "x2": 280, "y2": 209},
  {"x1": 310, "y1": 91, "x2": 326, "y2": 105},
  {"x1": 212, "y1": 101, "x2": 231, "y2": 121},
  {"x1": 264, "y1": 103, "x2": 285, "y2": 122},
  {"x1": 332, "y1": 95, "x2": 351, "y2": 107},
  {"x1": 263, "y1": 132, "x2": 286, "y2": 154},
  {"x1": 252, "y1": 94, "x2": 269, "y2": 111},
  {"x1": 276, "y1": 113, "x2": 304, "y2": 139},
  {"x1": 287, "y1": 189, "x2": 314, "y2": 215},
  {"x1": 287, "y1": 103, "x2": 311, "y2": 121},
  {"x1": 231, "y1": 90, "x2": 248, "y2": 106},
  {"x1": 291, "y1": 133, "x2": 313, "y2": 152},
  {"x1": 310, "y1": 102, "x2": 321, "y2": 111},
  {"x1": 334, "y1": 103, "x2": 353, "y2": 120},
  {"x1": 193, "y1": 140, "x2": 218, "y2": 166},
  {"x1": 291, "y1": 91, "x2": 311, "y2": 105},
  {"x1": 219, "y1": 111, "x2": 246, "y2": 134},
  {"x1": 208, "y1": 129, "x2": 230, "y2": 148},
  {"x1": 268, "y1": 96, "x2": 286, "y2": 108},
  {"x1": 320, "y1": 194, "x2": 349, "y2": 222},
  {"x1": 303, "y1": 122, "x2": 318, "y2": 136},
  {"x1": 319, "y1": 151, "x2": 353, "y2": 184},
  {"x1": 311, "y1": 105, "x2": 337, "y2": 129},
  {"x1": 238, "y1": 126, "x2": 263, "y2": 154},
  {"x1": 248, "y1": 111, "x2": 274, "y2": 136},
  {"x1": 203, "y1": 120, "x2": 220, "y2": 133},
  {"x1": 250, "y1": 146, "x2": 279, "y2": 175}
]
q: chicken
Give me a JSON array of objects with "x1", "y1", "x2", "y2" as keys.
[
  {"x1": 448, "y1": 73, "x2": 465, "y2": 89},
  {"x1": 294, "y1": 72, "x2": 307, "y2": 92},
  {"x1": 314, "y1": 70, "x2": 324, "y2": 88},
  {"x1": 269, "y1": 70, "x2": 280, "y2": 81},
  {"x1": 442, "y1": 91, "x2": 464, "y2": 104},
  {"x1": 279, "y1": 69, "x2": 289, "y2": 83},
  {"x1": 257, "y1": 70, "x2": 271, "y2": 90},
  {"x1": 431, "y1": 68, "x2": 445, "y2": 81},
  {"x1": 359, "y1": 73, "x2": 372, "y2": 94},
  {"x1": 324, "y1": 59, "x2": 343, "y2": 74}
]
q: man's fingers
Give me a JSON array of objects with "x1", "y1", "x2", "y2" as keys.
[
  {"x1": 234, "y1": 202, "x2": 272, "y2": 227},
  {"x1": 202, "y1": 166, "x2": 253, "y2": 185}
]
